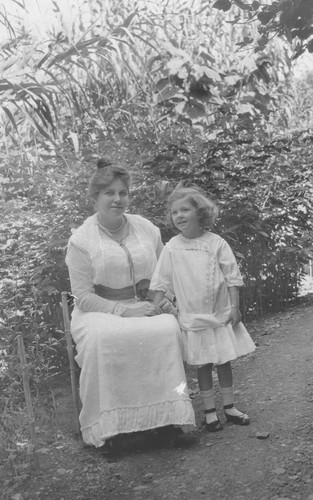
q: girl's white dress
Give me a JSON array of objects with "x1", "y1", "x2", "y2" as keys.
[
  {"x1": 65, "y1": 213, "x2": 195, "y2": 447},
  {"x1": 150, "y1": 232, "x2": 256, "y2": 366}
]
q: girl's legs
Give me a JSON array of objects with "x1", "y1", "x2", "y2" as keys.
[
  {"x1": 198, "y1": 363, "x2": 213, "y2": 391},
  {"x1": 198, "y1": 364, "x2": 223, "y2": 432},
  {"x1": 217, "y1": 362, "x2": 249, "y2": 425}
]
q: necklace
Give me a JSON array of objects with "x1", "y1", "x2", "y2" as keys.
[{"x1": 99, "y1": 217, "x2": 124, "y2": 233}]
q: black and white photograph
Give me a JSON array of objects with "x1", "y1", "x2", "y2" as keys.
[{"x1": 1, "y1": 1, "x2": 313, "y2": 499}]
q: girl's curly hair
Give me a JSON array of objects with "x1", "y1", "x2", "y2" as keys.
[{"x1": 166, "y1": 187, "x2": 219, "y2": 231}]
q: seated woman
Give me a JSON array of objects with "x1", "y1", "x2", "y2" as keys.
[{"x1": 65, "y1": 157, "x2": 195, "y2": 448}]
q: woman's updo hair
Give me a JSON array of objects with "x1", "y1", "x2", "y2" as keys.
[
  {"x1": 88, "y1": 157, "x2": 131, "y2": 200},
  {"x1": 167, "y1": 187, "x2": 219, "y2": 230}
]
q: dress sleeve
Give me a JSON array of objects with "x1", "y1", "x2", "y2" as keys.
[
  {"x1": 218, "y1": 238, "x2": 243, "y2": 287},
  {"x1": 155, "y1": 229, "x2": 164, "y2": 258},
  {"x1": 65, "y1": 241, "x2": 128, "y2": 315},
  {"x1": 149, "y1": 245, "x2": 174, "y2": 295},
  {"x1": 132, "y1": 214, "x2": 163, "y2": 258}
]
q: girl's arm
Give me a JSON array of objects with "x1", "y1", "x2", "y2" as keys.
[
  {"x1": 217, "y1": 238, "x2": 243, "y2": 326},
  {"x1": 152, "y1": 290, "x2": 175, "y2": 315},
  {"x1": 218, "y1": 239, "x2": 243, "y2": 288},
  {"x1": 226, "y1": 286, "x2": 242, "y2": 326},
  {"x1": 149, "y1": 245, "x2": 174, "y2": 312}
]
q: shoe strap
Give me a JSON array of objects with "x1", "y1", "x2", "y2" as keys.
[
  {"x1": 223, "y1": 403, "x2": 234, "y2": 410},
  {"x1": 204, "y1": 408, "x2": 216, "y2": 414}
]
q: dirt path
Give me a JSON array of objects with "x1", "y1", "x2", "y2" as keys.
[{"x1": 3, "y1": 302, "x2": 313, "y2": 500}]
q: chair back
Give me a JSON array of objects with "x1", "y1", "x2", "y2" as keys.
[{"x1": 61, "y1": 292, "x2": 81, "y2": 434}]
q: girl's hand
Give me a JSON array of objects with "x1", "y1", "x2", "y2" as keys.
[
  {"x1": 225, "y1": 306, "x2": 242, "y2": 327},
  {"x1": 158, "y1": 298, "x2": 173, "y2": 314},
  {"x1": 122, "y1": 301, "x2": 163, "y2": 317}
]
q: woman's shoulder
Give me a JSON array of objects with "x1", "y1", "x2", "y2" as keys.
[
  {"x1": 126, "y1": 213, "x2": 158, "y2": 231},
  {"x1": 69, "y1": 214, "x2": 98, "y2": 245}
]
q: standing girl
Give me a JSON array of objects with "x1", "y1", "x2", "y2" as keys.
[{"x1": 150, "y1": 187, "x2": 256, "y2": 432}]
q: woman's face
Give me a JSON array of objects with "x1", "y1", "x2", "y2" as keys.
[{"x1": 95, "y1": 178, "x2": 129, "y2": 219}]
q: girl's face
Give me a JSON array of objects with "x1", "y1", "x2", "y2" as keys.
[
  {"x1": 96, "y1": 178, "x2": 129, "y2": 220},
  {"x1": 170, "y1": 197, "x2": 202, "y2": 238}
]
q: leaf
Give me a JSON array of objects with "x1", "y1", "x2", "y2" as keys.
[
  {"x1": 203, "y1": 67, "x2": 222, "y2": 82},
  {"x1": 2, "y1": 105, "x2": 19, "y2": 132},
  {"x1": 213, "y1": 0, "x2": 232, "y2": 12},
  {"x1": 11, "y1": 0, "x2": 26, "y2": 9},
  {"x1": 122, "y1": 10, "x2": 137, "y2": 28},
  {"x1": 199, "y1": 50, "x2": 216, "y2": 65},
  {"x1": 36, "y1": 47, "x2": 54, "y2": 69},
  {"x1": 284, "y1": 26, "x2": 293, "y2": 44},
  {"x1": 252, "y1": 0, "x2": 260, "y2": 9},
  {"x1": 183, "y1": 101, "x2": 206, "y2": 120},
  {"x1": 175, "y1": 101, "x2": 186, "y2": 115},
  {"x1": 257, "y1": 10, "x2": 273, "y2": 25},
  {"x1": 69, "y1": 132, "x2": 79, "y2": 154},
  {"x1": 167, "y1": 57, "x2": 189, "y2": 75},
  {"x1": 155, "y1": 77, "x2": 172, "y2": 91},
  {"x1": 23, "y1": 110, "x2": 52, "y2": 139},
  {"x1": 237, "y1": 103, "x2": 254, "y2": 115},
  {"x1": 235, "y1": 36, "x2": 254, "y2": 49},
  {"x1": 233, "y1": 0, "x2": 252, "y2": 11},
  {"x1": 224, "y1": 74, "x2": 241, "y2": 85},
  {"x1": 157, "y1": 87, "x2": 183, "y2": 103},
  {"x1": 234, "y1": 251, "x2": 245, "y2": 259}
]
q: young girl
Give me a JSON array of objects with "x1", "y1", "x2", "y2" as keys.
[{"x1": 150, "y1": 187, "x2": 256, "y2": 432}]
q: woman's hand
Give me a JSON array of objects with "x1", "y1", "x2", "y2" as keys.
[
  {"x1": 225, "y1": 306, "x2": 242, "y2": 327},
  {"x1": 122, "y1": 301, "x2": 163, "y2": 317}
]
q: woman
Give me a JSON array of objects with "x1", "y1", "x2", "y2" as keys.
[{"x1": 65, "y1": 158, "x2": 195, "y2": 448}]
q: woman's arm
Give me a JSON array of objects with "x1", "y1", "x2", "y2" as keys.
[
  {"x1": 66, "y1": 242, "x2": 128, "y2": 315},
  {"x1": 156, "y1": 234, "x2": 164, "y2": 259},
  {"x1": 152, "y1": 290, "x2": 165, "y2": 305},
  {"x1": 66, "y1": 242, "x2": 162, "y2": 317}
]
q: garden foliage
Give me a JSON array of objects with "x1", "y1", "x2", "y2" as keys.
[{"x1": 1, "y1": 0, "x2": 313, "y2": 456}]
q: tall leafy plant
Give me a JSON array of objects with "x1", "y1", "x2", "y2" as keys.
[{"x1": 0, "y1": 0, "x2": 308, "y2": 147}]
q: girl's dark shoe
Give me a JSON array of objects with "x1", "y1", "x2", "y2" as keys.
[
  {"x1": 224, "y1": 404, "x2": 250, "y2": 426},
  {"x1": 205, "y1": 418, "x2": 223, "y2": 432},
  {"x1": 204, "y1": 409, "x2": 223, "y2": 432}
]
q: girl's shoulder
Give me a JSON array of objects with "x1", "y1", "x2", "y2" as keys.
[
  {"x1": 166, "y1": 232, "x2": 223, "y2": 243},
  {"x1": 203, "y1": 231, "x2": 224, "y2": 243},
  {"x1": 165, "y1": 234, "x2": 181, "y2": 247},
  {"x1": 165, "y1": 232, "x2": 222, "y2": 246}
]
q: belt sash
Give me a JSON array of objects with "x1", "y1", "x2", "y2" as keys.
[
  {"x1": 94, "y1": 279, "x2": 151, "y2": 301},
  {"x1": 179, "y1": 308, "x2": 231, "y2": 331}
]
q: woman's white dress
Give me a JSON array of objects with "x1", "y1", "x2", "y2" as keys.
[
  {"x1": 65, "y1": 213, "x2": 195, "y2": 447},
  {"x1": 150, "y1": 232, "x2": 256, "y2": 366}
]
